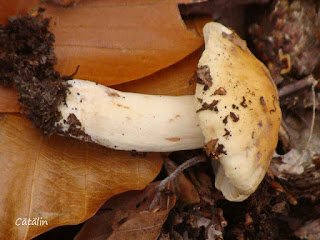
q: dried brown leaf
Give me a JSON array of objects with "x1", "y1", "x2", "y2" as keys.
[
  {"x1": 270, "y1": 111, "x2": 320, "y2": 177},
  {"x1": 38, "y1": 0, "x2": 203, "y2": 85},
  {"x1": 1, "y1": 0, "x2": 204, "y2": 86},
  {"x1": 0, "y1": 114, "x2": 163, "y2": 239},
  {"x1": 75, "y1": 182, "x2": 176, "y2": 240}
]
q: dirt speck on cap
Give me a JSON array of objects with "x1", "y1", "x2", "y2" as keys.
[
  {"x1": 223, "y1": 116, "x2": 228, "y2": 125},
  {"x1": 214, "y1": 87, "x2": 227, "y2": 95},
  {"x1": 197, "y1": 100, "x2": 219, "y2": 113},
  {"x1": 230, "y1": 112, "x2": 239, "y2": 122},
  {"x1": 260, "y1": 96, "x2": 266, "y2": 106},
  {"x1": 190, "y1": 65, "x2": 213, "y2": 91},
  {"x1": 240, "y1": 96, "x2": 248, "y2": 108}
]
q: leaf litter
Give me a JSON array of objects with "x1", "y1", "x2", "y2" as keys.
[
  {"x1": 0, "y1": 114, "x2": 163, "y2": 239},
  {"x1": 75, "y1": 182, "x2": 176, "y2": 240}
]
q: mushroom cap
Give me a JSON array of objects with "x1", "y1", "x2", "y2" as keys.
[{"x1": 195, "y1": 22, "x2": 281, "y2": 201}]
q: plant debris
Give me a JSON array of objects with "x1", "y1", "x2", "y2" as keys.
[
  {"x1": 191, "y1": 65, "x2": 213, "y2": 91},
  {"x1": 154, "y1": 149, "x2": 319, "y2": 240},
  {"x1": 295, "y1": 218, "x2": 320, "y2": 240},
  {"x1": 158, "y1": 155, "x2": 225, "y2": 240},
  {"x1": 196, "y1": 100, "x2": 219, "y2": 113},
  {"x1": 229, "y1": 112, "x2": 239, "y2": 122},
  {"x1": 249, "y1": 0, "x2": 320, "y2": 84},
  {"x1": 0, "y1": 15, "x2": 68, "y2": 135},
  {"x1": 75, "y1": 182, "x2": 176, "y2": 240},
  {"x1": 240, "y1": 96, "x2": 248, "y2": 108},
  {"x1": 62, "y1": 114, "x2": 92, "y2": 142},
  {"x1": 213, "y1": 87, "x2": 227, "y2": 95}
]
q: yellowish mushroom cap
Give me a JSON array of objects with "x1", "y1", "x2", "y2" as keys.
[{"x1": 195, "y1": 22, "x2": 281, "y2": 201}]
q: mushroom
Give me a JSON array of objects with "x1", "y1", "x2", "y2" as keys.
[
  {"x1": 195, "y1": 22, "x2": 281, "y2": 201},
  {"x1": 57, "y1": 80, "x2": 204, "y2": 152},
  {"x1": 41, "y1": 22, "x2": 281, "y2": 201}
]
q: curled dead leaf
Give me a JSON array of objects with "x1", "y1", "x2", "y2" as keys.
[
  {"x1": 75, "y1": 182, "x2": 176, "y2": 240},
  {"x1": 0, "y1": 114, "x2": 163, "y2": 239}
]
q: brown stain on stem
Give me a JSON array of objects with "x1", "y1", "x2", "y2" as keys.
[
  {"x1": 116, "y1": 104, "x2": 130, "y2": 109},
  {"x1": 165, "y1": 137, "x2": 181, "y2": 142}
]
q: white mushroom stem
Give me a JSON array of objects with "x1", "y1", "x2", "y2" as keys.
[{"x1": 57, "y1": 79, "x2": 205, "y2": 152}]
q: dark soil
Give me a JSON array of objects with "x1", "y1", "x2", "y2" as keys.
[
  {"x1": 0, "y1": 15, "x2": 68, "y2": 135},
  {"x1": 159, "y1": 152, "x2": 320, "y2": 240}
]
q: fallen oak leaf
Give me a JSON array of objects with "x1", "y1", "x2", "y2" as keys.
[
  {"x1": 75, "y1": 182, "x2": 176, "y2": 240},
  {"x1": 0, "y1": 0, "x2": 205, "y2": 24},
  {"x1": 1, "y1": 0, "x2": 205, "y2": 86},
  {"x1": 39, "y1": 0, "x2": 204, "y2": 85},
  {"x1": 0, "y1": 114, "x2": 163, "y2": 239}
]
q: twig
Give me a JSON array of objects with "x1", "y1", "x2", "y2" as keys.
[
  {"x1": 62, "y1": 65, "x2": 80, "y2": 80},
  {"x1": 149, "y1": 155, "x2": 207, "y2": 210},
  {"x1": 278, "y1": 75, "x2": 315, "y2": 97},
  {"x1": 159, "y1": 155, "x2": 206, "y2": 191},
  {"x1": 278, "y1": 121, "x2": 294, "y2": 151},
  {"x1": 296, "y1": 79, "x2": 319, "y2": 167}
]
